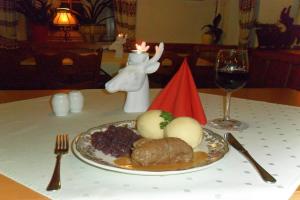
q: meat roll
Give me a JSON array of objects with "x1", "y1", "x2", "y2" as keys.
[{"x1": 131, "y1": 137, "x2": 193, "y2": 166}]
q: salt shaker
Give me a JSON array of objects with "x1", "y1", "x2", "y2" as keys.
[
  {"x1": 68, "y1": 90, "x2": 84, "y2": 113},
  {"x1": 51, "y1": 93, "x2": 69, "y2": 116}
]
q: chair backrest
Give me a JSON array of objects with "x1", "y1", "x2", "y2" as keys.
[
  {"x1": 189, "y1": 44, "x2": 237, "y2": 67},
  {"x1": 35, "y1": 49, "x2": 104, "y2": 89},
  {"x1": 74, "y1": 48, "x2": 102, "y2": 83},
  {"x1": 0, "y1": 49, "x2": 18, "y2": 88},
  {"x1": 248, "y1": 50, "x2": 300, "y2": 89},
  {"x1": 0, "y1": 47, "x2": 42, "y2": 89},
  {"x1": 149, "y1": 51, "x2": 184, "y2": 87},
  {"x1": 158, "y1": 51, "x2": 184, "y2": 74}
]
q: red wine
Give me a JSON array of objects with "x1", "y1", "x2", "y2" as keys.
[{"x1": 215, "y1": 70, "x2": 248, "y2": 91}]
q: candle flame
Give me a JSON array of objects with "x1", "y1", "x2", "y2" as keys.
[{"x1": 135, "y1": 41, "x2": 149, "y2": 53}]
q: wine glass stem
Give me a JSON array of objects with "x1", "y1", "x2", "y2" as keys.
[{"x1": 224, "y1": 92, "x2": 232, "y2": 121}]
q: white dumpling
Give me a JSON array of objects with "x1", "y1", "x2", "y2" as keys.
[
  {"x1": 136, "y1": 110, "x2": 165, "y2": 139},
  {"x1": 164, "y1": 117, "x2": 203, "y2": 148}
]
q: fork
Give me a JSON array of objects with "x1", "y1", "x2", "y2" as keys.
[{"x1": 46, "y1": 134, "x2": 69, "y2": 191}]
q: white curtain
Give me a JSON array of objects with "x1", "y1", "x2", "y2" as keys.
[
  {"x1": 294, "y1": 0, "x2": 300, "y2": 24},
  {"x1": 113, "y1": 0, "x2": 137, "y2": 40},
  {"x1": 215, "y1": 0, "x2": 225, "y2": 17},
  {"x1": 239, "y1": 0, "x2": 257, "y2": 47}
]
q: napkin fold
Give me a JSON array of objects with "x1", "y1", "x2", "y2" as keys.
[{"x1": 148, "y1": 58, "x2": 207, "y2": 125}]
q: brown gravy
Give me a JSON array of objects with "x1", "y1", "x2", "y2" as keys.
[{"x1": 114, "y1": 151, "x2": 208, "y2": 171}]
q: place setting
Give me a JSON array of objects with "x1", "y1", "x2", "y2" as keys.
[{"x1": 66, "y1": 44, "x2": 274, "y2": 182}]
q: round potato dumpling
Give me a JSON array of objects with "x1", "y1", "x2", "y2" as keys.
[
  {"x1": 136, "y1": 110, "x2": 165, "y2": 139},
  {"x1": 164, "y1": 117, "x2": 203, "y2": 148}
]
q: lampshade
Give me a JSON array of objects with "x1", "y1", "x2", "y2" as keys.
[{"x1": 53, "y1": 8, "x2": 77, "y2": 26}]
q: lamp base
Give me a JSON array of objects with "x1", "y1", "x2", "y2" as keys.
[
  {"x1": 63, "y1": 29, "x2": 70, "y2": 42},
  {"x1": 48, "y1": 30, "x2": 84, "y2": 42}
]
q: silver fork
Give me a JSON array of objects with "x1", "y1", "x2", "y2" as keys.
[{"x1": 47, "y1": 134, "x2": 69, "y2": 191}]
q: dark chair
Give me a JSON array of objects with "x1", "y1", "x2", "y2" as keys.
[
  {"x1": 248, "y1": 50, "x2": 300, "y2": 89},
  {"x1": 148, "y1": 51, "x2": 184, "y2": 88},
  {"x1": 287, "y1": 66, "x2": 300, "y2": 90},
  {"x1": 188, "y1": 46, "x2": 217, "y2": 88},
  {"x1": 35, "y1": 49, "x2": 110, "y2": 89},
  {"x1": 0, "y1": 47, "x2": 42, "y2": 89},
  {"x1": 0, "y1": 49, "x2": 19, "y2": 89},
  {"x1": 247, "y1": 51, "x2": 268, "y2": 88}
]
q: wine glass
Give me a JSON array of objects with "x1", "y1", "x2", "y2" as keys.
[{"x1": 209, "y1": 49, "x2": 249, "y2": 131}]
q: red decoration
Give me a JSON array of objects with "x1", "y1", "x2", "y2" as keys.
[{"x1": 148, "y1": 58, "x2": 207, "y2": 125}]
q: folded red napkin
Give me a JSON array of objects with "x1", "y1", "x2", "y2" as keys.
[{"x1": 148, "y1": 58, "x2": 207, "y2": 125}]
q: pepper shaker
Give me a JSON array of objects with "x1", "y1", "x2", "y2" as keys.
[
  {"x1": 51, "y1": 93, "x2": 69, "y2": 116},
  {"x1": 68, "y1": 90, "x2": 84, "y2": 113}
]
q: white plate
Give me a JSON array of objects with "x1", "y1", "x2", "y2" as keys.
[{"x1": 72, "y1": 120, "x2": 229, "y2": 175}]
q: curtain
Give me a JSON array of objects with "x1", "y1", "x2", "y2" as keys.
[
  {"x1": 295, "y1": 0, "x2": 300, "y2": 24},
  {"x1": 215, "y1": 0, "x2": 225, "y2": 17},
  {"x1": 239, "y1": 0, "x2": 257, "y2": 48},
  {"x1": 0, "y1": 0, "x2": 18, "y2": 40},
  {"x1": 113, "y1": 0, "x2": 137, "y2": 40}
]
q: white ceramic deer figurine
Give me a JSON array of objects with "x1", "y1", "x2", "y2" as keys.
[
  {"x1": 105, "y1": 42, "x2": 164, "y2": 113},
  {"x1": 108, "y1": 33, "x2": 127, "y2": 58}
]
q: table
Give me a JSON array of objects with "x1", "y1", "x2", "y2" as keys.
[
  {"x1": 0, "y1": 88, "x2": 299, "y2": 200},
  {"x1": 100, "y1": 50, "x2": 128, "y2": 76},
  {"x1": 19, "y1": 51, "x2": 214, "y2": 77},
  {"x1": 19, "y1": 50, "x2": 126, "y2": 77},
  {"x1": 101, "y1": 52, "x2": 214, "y2": 76}
]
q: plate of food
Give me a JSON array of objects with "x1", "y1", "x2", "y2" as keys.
[{"x1": 72, "y1": 110, "x2": 229, "y2": 175}]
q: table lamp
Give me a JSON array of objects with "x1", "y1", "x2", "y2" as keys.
[{"x1": 53, "y1": 8, "x2": 78, "y2": 41}]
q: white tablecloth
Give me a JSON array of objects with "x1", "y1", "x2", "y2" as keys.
[{"x1": 0, "y1": 89, "x2": 299, "y2": 200}]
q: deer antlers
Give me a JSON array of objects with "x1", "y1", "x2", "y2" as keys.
[{"x1": 148, "y1": 42, "x2": 164, "y2": 64}]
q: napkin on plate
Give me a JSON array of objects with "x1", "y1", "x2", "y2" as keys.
[{"x1": 148, "y1": 58, "x2": 207, "y2": 125}]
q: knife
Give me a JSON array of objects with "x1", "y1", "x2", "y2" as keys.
[{"x1": 224, "y1": 132, "x2": 276, "y2": 183}]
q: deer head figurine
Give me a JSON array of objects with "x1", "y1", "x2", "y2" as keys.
[
  {"x1": 108, "y1": 33, "x2": 127, "y2": 58},
  {"x1": 105, "y1": 42, "x2": 164, "y2": 113}
]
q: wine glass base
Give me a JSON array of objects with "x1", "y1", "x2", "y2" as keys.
[{"x1": 208, "y1": 118, "x2": 248, "y2": 131}]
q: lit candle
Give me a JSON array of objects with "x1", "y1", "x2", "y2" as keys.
[
  {"x1": 133, "y1": 41, "x2": 150, "y2": 54},
  {"x1": 128, "y1": 41, "x2": 149, "y2": 64}
]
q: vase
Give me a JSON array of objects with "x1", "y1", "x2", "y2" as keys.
[
  {"x1": 30, "y1": 23, "x2": 48, "y2": 43},
  {"x1": 201, "y1": 33, "x2": 214, "y2": 44}
]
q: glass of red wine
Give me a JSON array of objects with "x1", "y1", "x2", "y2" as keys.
[{"x1": 209, "y1": 49, "x2": 249, "y2": 131}]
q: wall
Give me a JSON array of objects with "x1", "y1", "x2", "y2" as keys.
[
  {"x1": 258, "y1": 0, "x2": 295, "y2": 23},
  {"x1": 135, "y1": 0, "x2": 215, "y2": 43},
  {"x1": 135, "y1": 0, "x2": 299, "y2": 45}
]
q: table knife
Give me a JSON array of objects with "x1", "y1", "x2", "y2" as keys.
[{"x1": 224, "y1": 132, "x2": 276, "y2": 183}]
